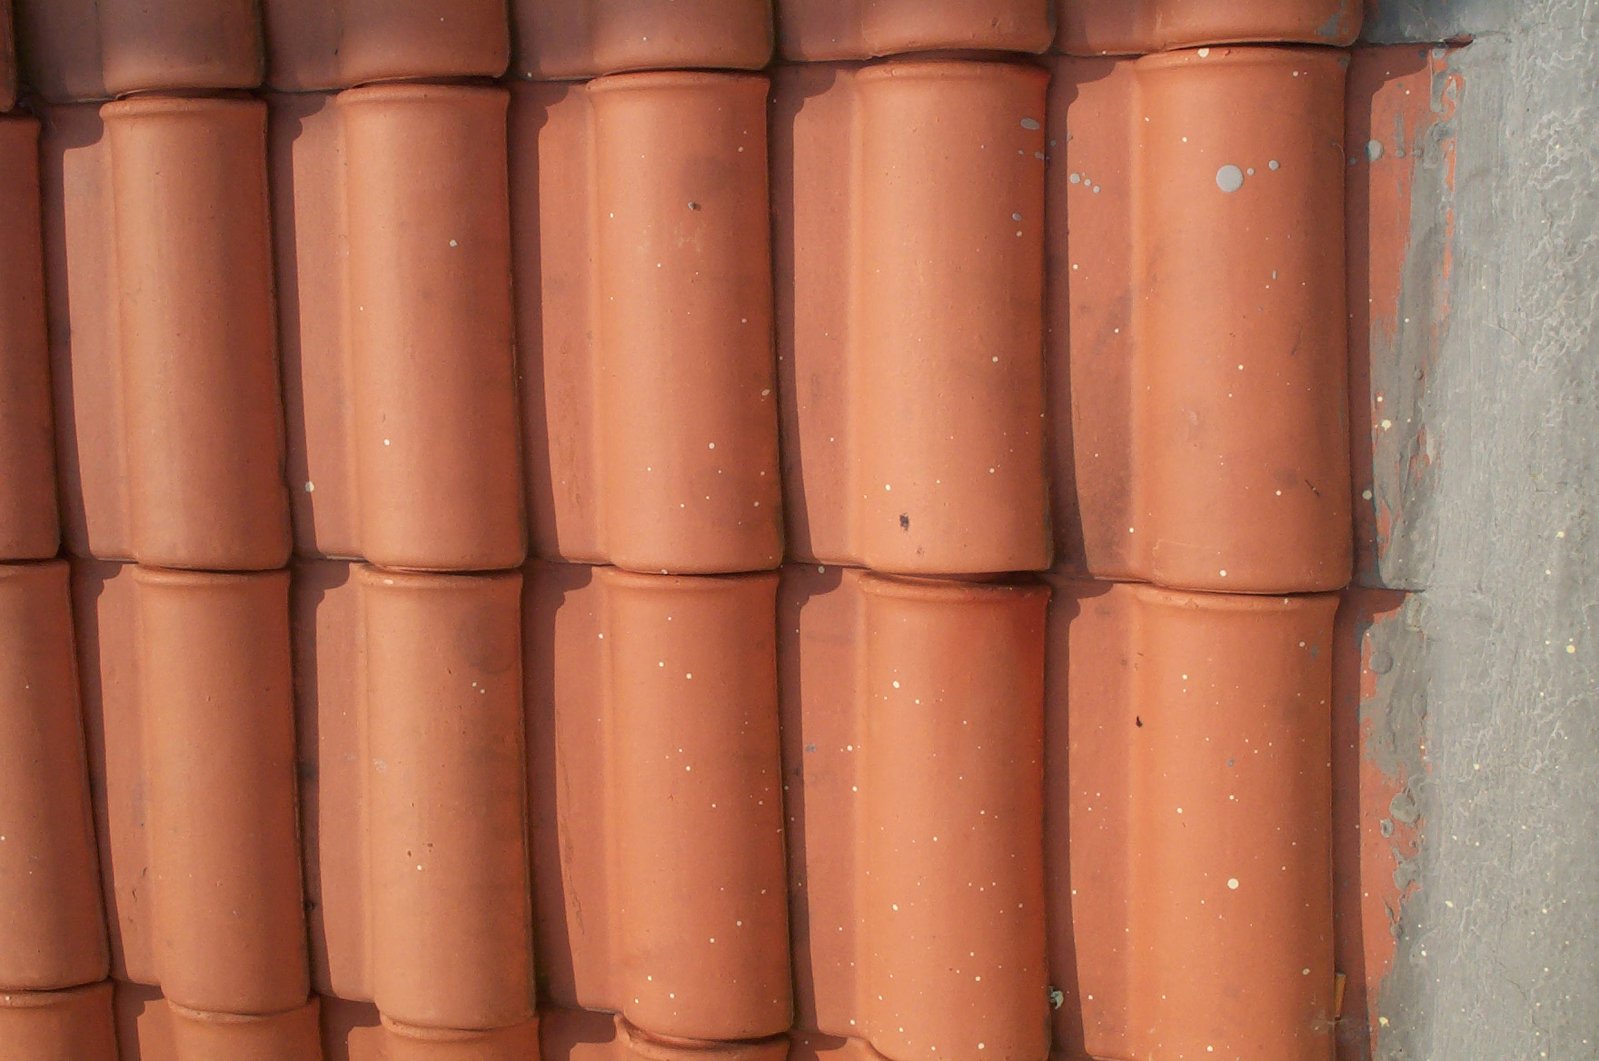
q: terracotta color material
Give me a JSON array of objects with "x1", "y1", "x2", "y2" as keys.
[
  {"x1": 540, "y1": 1009, "x2": 788, "y2": 1060},
  {"x1": 0, "y1": 562, "x2": 106, "y2": 991},
  {"x1": 773, "y1": 61, "x2": 1050, "y2": 575},
  {"x1": 511, "y1": 1, "x2": 772, "y2": 80},
  {"x1": 14, "y1": 0, "x2": 261, "y2": 102},
  {"x1": 68, "y1": 560, "x2": 147, "y2": 983},
  {"x1": 135, "y1": 567, "x2": 309, "y2": 1015},
  {"x1": 777, "y1": 0, "x2": 1052, "y2": 61},
  {"x1": 789, "y1": 1034, "x2": 891, "y2": 1061},
  {"x1": 526, "y1": 564, "x2": 791, "y2": 1040},
  {"x1": 0, "y1": 116, "x2": 59, "y2": 560},
  {"x1": 42, "y1": 98, "x2": 290, "y2": 568},
  {"x1": 1049, "y1": 47, "x2": 1352, "y2": 593},
  {"x1": 1, "y1": 0, "x2": 13, "y2": 110},
  {"x1": 0, "y1": 982, "x2": 117, "y2": 1060},
  {"x1": 1055, "y1": 0, "x2": 1360, "y2": 55},
  {"x1": 262, "y1": 0, "x2": 509, "y2": 91},
  {"x1": 294, "y1": 563, "x2": 535, "y2": 1029},
  {"x1": 112, "y1": 985, "x2": 322, "y2": 1061},
  {"x1": 511, "y1": 75, "x2": 782, "y2": 574},
  {"x1": 779, "y1": 565, "x2": 1050, "y2": 1058},
  {"x1": 273, "y1": 85, "x2": 524, "y2": 570},
  {"x1": 70, "y1": 562, "x2": 310, "y2": 1014},
  {"x1": 39, "y1": 105, "x2": 125, "y2": 559},
  {"x1": 323, "y1": 999, "x2": 542, "y2": 1061},
  {"x1": 1046, "y1": 577, "x2": 1337, "y2": 1060}
]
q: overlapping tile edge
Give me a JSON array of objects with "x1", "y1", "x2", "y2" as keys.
[{"x1": 0, "y1": 0, "x2": 1400, "y2": 1054}]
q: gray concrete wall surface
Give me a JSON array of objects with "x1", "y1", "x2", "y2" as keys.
[{"x1": 1359, "y1": 1, "x2": 1598, "y2": 1057}]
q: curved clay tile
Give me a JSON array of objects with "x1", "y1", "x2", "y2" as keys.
[
  {"x1": 773, "y1": 60, "x2": 1051, "y2": 575},
  {"x1": 261, "y1": 0, "x2": 509, "y2": 91},
  {"x1": 0, "y1": 982, "x2": 118, "y2": 1058},
  {"x1": 167, "y1": 998, "x2": 324, "y2": 1059},
  {"x1": 133, "y1": 567, "x2": 309, "y2": 1016},
  {"x1": 0, "y1": 115, "x2": 58, "y2": 560},
  {"x1": 0, "y1": 0, "x2": 14, "y2": 110},
  {"x1": 14, "y1": 0, "x2": 261, "y2": 102},
  {"x1": 1055, "y1": 0, "x2": 1360, "y2": 55},
  {"x1": 511, "y1": 74, "x2": 782, "y2": 575},
  {"x1": 525, "y1": 565, "x2": 792, "y2": 1041},
  {"x1": 511, "y1": 0, "x2": 772, "y2": 80},
  {"x1": 358, "y1": 566, "x2": 535, "y2": 1031},
  {"x1": 105, "y1": 96, "x2": 290, "y2": 571},
  {"x1": 1049, "y1": 47, "x2": 1352, "y2": 593},
  {"x1": 39, "y1": 105, "x2": 127, "y2": 560},
  {"x1": 0, "y1": 561, "x2": 106, "y2": 991},
  {"x1": 273, "y1": 85, "x2": 525, "y2": 570},
  {"x1": 341, "y1": 85, "x2": 523, "y2": 571},
  {"x1": 71, "y1": 563, "x2": 311, "y2": 1014},
  {"x1": 540, "y1": 1008, "x2": 791, "y2": 1060},
  {"x1": 777, "y1": 0, "x2": 1052, "y2": 61},
  {"x1": 321, "y1": 998, "x2": 540, "y2": 1060},
  {"x1": 294, "y1": 564, "x2": 535, "y2": 1030},
  {"x1": 1047, "y1": 578, "x2": 1338, "y2": 1060},
  {"x1": 779, "y1": 566, "x2": 1051, "y2": 1059}
]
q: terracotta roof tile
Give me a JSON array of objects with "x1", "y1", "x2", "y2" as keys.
[
  {"x1": 527, "y1": 563, "x2": 792, "y2": 1039},
  {"x1": 262, "y1": 0, "x2": 510, "y2": 91},
  {"x1": 42, "y1": 98, "x2": 289, "y2": 569},
  {"x1": 71, "y1": 562, "x2": 309, "y2": 1014},
  {"x1": 1048, "y1": 47, "x2": 1352, "y2": 593},
  {"x1": 776, "y1": 0, "x2": 1053, "y2": 61},
  {"x1": 512, "y1": 74, "x2": 783, "y2": 574},
  {"x1": 294, "y1": 562, "x2": 535, "y2": 1028},
  {"x1": 0, "y1": 0, "x2": 14, "y2": 110},
  {"x1": 780, "y1": 566, "x2": 1050, "y2": 1056},
  {"x1": 272, "y1": 85, "x2": 524, "y2": 570},
  {"x1": 0, "y1": 115, "x2": 57, "y2": 559},
  {"x1": 14, "y1": 0, "x2": 262, "y2": 102},
  {"x1": 2, "y1": 9, "x2": 1376, "y2": 1057},
  {"x1": 0, "y1": 981, "x2": 118, "y2": 1057},
  {"x1": 1054, "y1": 0, "x2": 1361, "y2": 55},
  {"x1": 541, "y1": 1007, "x2": 789, "y2": 1059},
  {"x1": 773, "y1": 60, "x2": 1051, "y2": 575},
  {"x1": 0, "y1": 561, "x2": 105, "y2": 991},
  {"x1": 511, "y1": 1, "x2": 774, "y2": 81},
  {"x1": 1045, "y1": 577, "x2": 1338, "y2": 1058}
]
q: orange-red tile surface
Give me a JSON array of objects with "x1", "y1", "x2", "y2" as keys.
[
  {"x1": 512, "y1": 1, "x2": 773, "y2": 80},
  {"x1": 71, "y1": 562, "x2": 310, "y2": 1015},
  {"x1": 776, "y1": 0, "x2": 1052, "y2": 60},
  {"x1": 1055, "y1": 0, "x2": 1361, "y2": 55},
  {"x1": 781, "y1": 566, "x2": 1050, "y2": 1058},
  {"x1": 41, "y1": 97, "x2": 289, "y2": 569},
  {"x1": 512, "y1": 74, "x2": 782, "y2": 574},
  {"x1": 773, "y1": 60, "x2": 1051, "y2": 575},
  {"x1": 527, "y1": 564, "x2": 791, "y2": 1040},
  {"x1": 293, "y1": 561, "x2": 536, "y2": 1030},
  {"x1": 262, "y1": 0, "x2": 509, "y2": 90},
  {"x1": 14, "y1": 0, "x2": 261, "y2": 102},
  {"x1": 1, "y1": 0, "x2": 15, "y2": 110},
  {"x1": 0, "y1": 981, "x2": 117, "y2": 1060},
  {"x1": 1049, "y1": 46, "x2": 1352, "y2": 593},
  {"x1": 1047, "y1": 578, "x2": 1337, "y2": 1059},
  {"x1": 2, "y1": 12, "x2": 1371, "y2": 1061},
  {"x1": 0, "y1": 115, "x2": 57, "y2": 559},
  {"x1": 271, "y1": 85, "x2": 524, "y2": 569}
]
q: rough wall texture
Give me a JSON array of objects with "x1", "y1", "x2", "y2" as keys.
[{"x1": 1354, "y1": 1, "x2": 1599, "y2": 1058}]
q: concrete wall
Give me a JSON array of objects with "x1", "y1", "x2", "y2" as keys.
[{"x1": 1357, "y1": 2, "x2": 1598, "y2": 1057}]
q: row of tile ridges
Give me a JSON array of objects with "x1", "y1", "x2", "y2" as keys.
[
  {"x1": 2, "y1": 557, "x2": 1343, "y2": 1059},
  {"x1": 0, "y1": 0, "x2": 1362, "y2": 106},
  {"x1": 3, "y1": 45, "x2": 1354, "y2": 592}
]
